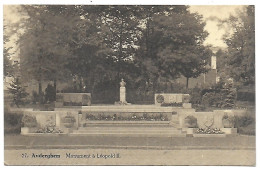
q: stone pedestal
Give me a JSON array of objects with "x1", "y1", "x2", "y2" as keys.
[{"x1": 120, "y1": 87, "x2": 126, "y2": 102}]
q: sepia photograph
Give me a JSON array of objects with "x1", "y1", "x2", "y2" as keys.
[{"x1": 3, "y1": 2, "x2": 256, "y2": 166}]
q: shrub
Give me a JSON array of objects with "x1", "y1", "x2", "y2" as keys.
[
  {"x1": 8, "y1": 77, "x2": 29, "y2": 107},
  {"x1": 201, "y1": 92, "x2": 223, "y2": 108},
  {"x1": 234, "y1": 115, "x2": 254, "y2": 127},
  {"x1": 184, "y1": 115, "x2": 198, "y2": 128},
  {"x1": 237, "y1": 124, "x2": 255, "y2": 135},
  {"x1": 196, "y1": 128, "x2": 224, "y2": 134},
  {"x1": 84, "y1": 112, "x2": 169, "y2": 121},
  {"x1": 190, "y1": 87, "x2": 202, "y2": 104},
  {"x1": 161, "y1": 102, "x2": 182, "y2": 107},
  {"x1": 21, "y1": 114, "x2": 37, "y2": 127},
  {"x1": 4, "y1": 111, "x2": 23, "y2": 134},
  {"x1": 234, "y1": 115, "x2": 255, "y2": 135},
  {"x1": 44, "y1": 84, "x2": 56, "y2": 103}
]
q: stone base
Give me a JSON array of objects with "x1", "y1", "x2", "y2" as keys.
[
  {"x1": 21, "y1": 127, "x2": 37, "y2": 135},
  {"x1": 193, "y1": 134, "x2": 226, "y2": 137},
  {"x1": 182, "y1": 128, "x2": 198, "y2": 134},
  {"x1": 183, "y1": 103, "x2": 192, "y2": 108},
  {"x1": 220, "y1": 128, "x2": 237, "y2": 134}
]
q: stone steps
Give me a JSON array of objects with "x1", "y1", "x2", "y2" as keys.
[
  {"x1": 69, "y1": 133, "x2": 186, "y2": 137},
  {"x1": 80, "y1": 119, "x2": 181, "y2": 128},
  {"x1": 72, "y1": 126, "x2": 184, "y2": 137}
]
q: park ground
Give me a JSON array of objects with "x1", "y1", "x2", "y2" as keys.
[{"x1": 4, "y1": 134, "x2": 255, "y2": 165}]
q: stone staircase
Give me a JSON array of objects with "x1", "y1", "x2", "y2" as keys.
[
  {"x1": 72, "y1": 115, "x2": 185, "y2": 137},
  {"x1": 72, "y1": 126, "x2": 185, "y2": 137}
]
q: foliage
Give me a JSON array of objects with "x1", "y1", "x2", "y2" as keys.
[
  {"x1": 12, "y1": 5, "x2": 212, "y2": 103},
  {"x1": 222, "y1": 6, "x2": 255, "y2": 85},
  {"x1": 85, "y1": 113, "x2": 169, "y2": 121},
  {"x1": 35, "y1": 127, "x2": 63, "y2": 133},
  {"x1": 201, "y1": 81, "x2": 236, "y2": 108},
  {"x1": 234, "y1": 115, "x2": 254, "y2": 128},
  {"x1": 161, "y1": 102, "x2": 182, "y2": 107},
  {"x1": 190, "y1": 87, "x2": 202, "y2": 104},
  {"x1": 4, "y1": 111, "x2": 23, "y2": 134},
  {"x1": 31, "y1": 90, "x2": 39, "y2": 104},
  {"x1": 233, "y1": 113, "x2": 255, "y2": 135},
  {"x1": 201, "y1": 92, "x2": 222, "y2": 108},
  {"x1": 184, "y1": 115, "x2": 198, "y2": 128},
  {"x1": 44, "y1": 84, "x2": 56, "y2": 103},
  {"x1": 3, "y1": 21, "x2": 14, "y2": 77},
  {"x1": 196, "y1": 128, "x2": 224, "y2": 134},
  {"x1": 8, "y1": 77, "x2": 29, "y2": 107},
  {"x1": 35, "y1": 115, "x2": 63, "y2": 133},
  {"x1": 21, "y1": 114, "x2": 37, "y2": 127},
  {"x1": 236, "y1": 123, "x2": 255, "y2": 136}
]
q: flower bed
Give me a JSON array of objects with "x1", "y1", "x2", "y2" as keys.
[
  {"x1": 35, "y1": 127, "x2": 63, "y2": 134},
  {"x1": 196, "y1": 128, "x2": 224, "y2": 134},
  {"x1": 85, "y1": 113, "x2": 169, "y2": 121},
  {"x1": 161, "y1": 102, "x2": 183, "y2": 107}
]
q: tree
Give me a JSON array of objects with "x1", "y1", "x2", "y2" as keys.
[
  {"x1": 8, "y1": 77, "x2": 29, "y2": 107},
  {"x1": 101, "y1": 6, "x2": 142, "y2": 81},
  {"x1": 4, "y1": 21, "x2": 14, "y2": 77},
  {"x1": 18, "y1": 5, "x2": 82, "y2": 102},
  {"x1": 145, "y1": 8, "x2": 211, "y2": 89},
  {"x1": 223, "y1": 5, "x2": 255, "y2": 85},
  {"x1": 135, "y1": 6, "x2": 192, "y2": 92}
]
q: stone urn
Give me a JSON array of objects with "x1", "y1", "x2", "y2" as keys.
[
  {"x1": 222, "y1": 114, "x2": 235, "y2": 128},
  {"x1": 222, "y1": 119, "x2": 234, "y2": 128},
  {"x1": 62, "y1": 115, "x2": 76, "y2": 128}
]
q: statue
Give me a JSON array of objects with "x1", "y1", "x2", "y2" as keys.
[
  {"x1": 119, "y1": 79, "x2": 126, "y2": 103},
  {"x1": 120, "y1": 78, "x2": 126, "y2": 87}
]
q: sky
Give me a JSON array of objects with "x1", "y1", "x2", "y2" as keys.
[
  {"x1": 3, "y1": 5, "x2": 244, "y2": 58},
  {"x1": 189, "y1": 5, "x2": 244, "y2": 48}
]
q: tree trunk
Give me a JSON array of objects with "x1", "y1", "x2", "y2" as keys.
[
  {"x1": 186, "y1": 77, "x2": 189, "y2": 89},
  {"x1": 38, "y1": 81, "x2": 43, "y2": 104},
  {"x1": 53, "y1": 79, "x2": 57, "y2": 101}
]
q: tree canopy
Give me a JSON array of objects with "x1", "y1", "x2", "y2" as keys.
[
  {"x1": 14, "y1": 5, "x2": 213, "y2": 103},
  {"x1": 222, "y1": 5, "x2": 255, "y2": 86}
]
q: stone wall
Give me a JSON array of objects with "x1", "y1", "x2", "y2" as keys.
[
  {"x1": 178, "y1": 109, "x2": 249, "y2": 129},
  {"x1": 20, "y1": 106, "x2": 249, "y2": 132},
  {"x1": 155, "y1": 93, "x2": 190, "y2": 105},
  {"x1": 23, "y1": 110, "x2": 79, "y2": 129},
  {"x1": 55, "y1": 93, "x2": 91, "y2": 107}
]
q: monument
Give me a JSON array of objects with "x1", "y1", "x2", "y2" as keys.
[{"x1": 120, "y1": 78, "x2": 126, "y2": 103}]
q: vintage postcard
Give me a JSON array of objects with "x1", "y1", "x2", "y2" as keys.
[{"x1": 3, "y1": 3, "x2": 256, "y2": 166}]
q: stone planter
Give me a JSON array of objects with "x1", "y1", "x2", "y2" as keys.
[
  {"x1": 63, "y1": 122, "x2": 75, "y2": 128},
  {"x1": 62, "y1": 116, "x2": 76, "y2": 128},
  {"x1": 222, "y1": 119, "x2": 234, "y2": 128}
]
